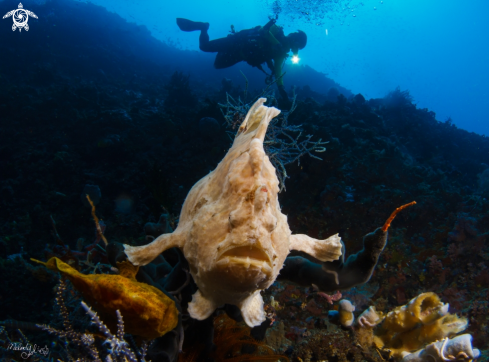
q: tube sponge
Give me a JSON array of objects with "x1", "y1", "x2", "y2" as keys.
[
  {"x1": 356, "y1": 306, "x2": 383, "y2": 328},
  {"x1": 354, "y1": 306, "x2": 384, "y2": 347},
  {"x1": 339, "y1": 299, "x2": 355, "y2": 327}
]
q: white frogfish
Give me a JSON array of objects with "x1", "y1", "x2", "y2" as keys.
[{"x1": 124, "y1": 98, "x2": 342, "y2": 327}]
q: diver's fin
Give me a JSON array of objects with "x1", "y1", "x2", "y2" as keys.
[
  {"x1": 176, "y1": 18, "x2": 209, "y2": 32},
  {"x1": 188, "y1": 290, "x2": 218, "y2": 320},
  {"x1": 239, "y1": 291, "x2": 266, "y2": 327}
]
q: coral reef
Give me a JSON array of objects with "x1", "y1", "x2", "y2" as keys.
[
  {"x1": 2, "y1": 2, "x2": 489, "y2": 360},
  {"x1": 164, "y1": 71, "x2": 198, "y2": 110}
]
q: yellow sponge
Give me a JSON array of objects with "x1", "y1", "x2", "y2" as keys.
[{"x1": 383, "y1": 292, "x2": 448, "y2": 333}]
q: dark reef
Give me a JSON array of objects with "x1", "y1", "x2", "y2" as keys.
[{"x1": 0, "y1": 0, "x2": 488, "y2": 361}]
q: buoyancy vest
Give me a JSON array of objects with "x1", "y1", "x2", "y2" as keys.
[{"x1": 234, "y1": 24, "x2": 288, "y2": 68}]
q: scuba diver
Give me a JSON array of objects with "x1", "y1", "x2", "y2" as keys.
[{"x1": 176, "y1": 17, "x2": 307, "y2": 103}]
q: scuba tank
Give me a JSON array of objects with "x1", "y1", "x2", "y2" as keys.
[{"x1": 224, "y1": 25, "x2": 268, "y2": 68}]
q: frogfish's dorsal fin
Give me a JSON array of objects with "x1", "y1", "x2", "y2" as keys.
[
  {"x1": 31, "y1": 257, "x2": 80, "y2": 276},
  {"x1": 117, "y1": 260, "x2": 139, "y2": 280},
  {"x1": 31, "y1": 257, "x2": 49, "y2": 268}
]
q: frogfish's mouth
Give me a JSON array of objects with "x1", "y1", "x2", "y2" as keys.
[{"x1": 216, "y1": 246, "x2": 272, "y2": 275}]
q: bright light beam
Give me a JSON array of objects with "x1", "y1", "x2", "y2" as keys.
[{"x1": 292, "y1": 55, "x2": 300, "y2": 64}]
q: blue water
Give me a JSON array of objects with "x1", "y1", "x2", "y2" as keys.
[{"x1": 67, "y1": 0, "x2": 489, "y2": 135}]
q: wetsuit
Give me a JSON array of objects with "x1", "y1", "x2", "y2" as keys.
[{"x1": 199, "y1": 20, "x2": 290, "y2": 88}]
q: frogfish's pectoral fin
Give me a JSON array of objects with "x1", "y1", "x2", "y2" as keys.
[
  {"x1": 238, "y1": 291, "x2": 266, "y2": 328},
  {"x1": 124, "y1": 231, "x2": 185, "y2": 266},
  {"x1": 289, "y1": 233, "x2": 343, "y2": 263},
  {"x1": 187, "y1": 290, "x2": 218, "y2": 321}
]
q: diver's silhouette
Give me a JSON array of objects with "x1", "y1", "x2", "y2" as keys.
[{"x1": 176, "y1": 18, "x2": 307, "y2": 103}]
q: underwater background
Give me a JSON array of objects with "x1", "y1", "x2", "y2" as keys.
[{"x1": 0, "y1": 0, "x2": 488, "y2": 361}]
